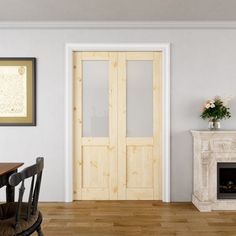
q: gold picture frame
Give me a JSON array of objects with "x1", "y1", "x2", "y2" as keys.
[{"x1": 0, "y1": 58, "x2": 36, "y2": 126}]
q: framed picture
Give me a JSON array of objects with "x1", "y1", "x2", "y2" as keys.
[{"x1": 0, "y1": 58, "x2": 36, "y2": 126}]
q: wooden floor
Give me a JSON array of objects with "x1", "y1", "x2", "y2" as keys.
[{"x1": 35, "y1": 201, "x2": 236, "y2": 236}]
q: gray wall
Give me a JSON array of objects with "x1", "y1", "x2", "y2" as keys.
[{"x1": 0, "y1": 28, "x2": 236, "y2": 202}]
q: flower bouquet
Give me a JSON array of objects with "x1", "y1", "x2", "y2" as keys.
[{"x1": 200, "y1": 96, "x2": 232, "y2": 130}]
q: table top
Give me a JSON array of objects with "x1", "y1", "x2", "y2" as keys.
[{"x1": 0, "y1": 163, "x2": 24, "y2": 176}]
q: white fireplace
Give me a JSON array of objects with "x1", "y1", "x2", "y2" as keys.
[{"x1": 191, "y1": 130, "x2": 236, "y2": 212}]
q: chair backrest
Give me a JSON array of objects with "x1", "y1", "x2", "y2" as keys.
[{"x1": 8, "y1": 157, "x2": 44, "y2": 231}]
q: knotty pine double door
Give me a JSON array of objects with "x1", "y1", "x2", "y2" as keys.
[{"x1": 73, "y1": 51, "x2": 162, "y2": 200}]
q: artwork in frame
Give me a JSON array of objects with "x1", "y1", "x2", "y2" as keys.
[{"x1": 0, "y1": 58, "x2": 36, "y2": 126}]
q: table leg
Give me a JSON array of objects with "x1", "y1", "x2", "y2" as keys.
[{"x1": 6, "y1": 170, "x2": 16, "y2": 202}]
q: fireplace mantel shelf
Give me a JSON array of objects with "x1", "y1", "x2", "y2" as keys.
[
  {"x1": 191, "y1": 130, "x2": 236, "y2": 134},
  {"x1": 191, "y1": 130, "x2": 236, "y2": 212}
]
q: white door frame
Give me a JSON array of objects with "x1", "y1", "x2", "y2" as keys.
[{"x1": 65, "y1": 43, "x2": 170, "y2": 202}]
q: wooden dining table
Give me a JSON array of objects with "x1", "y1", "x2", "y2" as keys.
[{"x1": 0, "y1": 162, "x2": 24, "y2": 202}]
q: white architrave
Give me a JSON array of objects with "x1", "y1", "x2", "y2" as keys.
[{"x1": 65, "y1": 43, "x2": 171, "y2": 202}]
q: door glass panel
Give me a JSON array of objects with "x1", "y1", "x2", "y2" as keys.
[
  {"x1": 127, "y1": 60, "x2": 153, "y2": 137},
  {"x1": 82, "y1": 61, "x2": 109, "y2": 137}
]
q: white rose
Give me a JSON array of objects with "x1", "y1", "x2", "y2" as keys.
[
  {"x1": 210, "y1": 104, "x2": 215, "y2": 108},
  {"x1": 205, "y1": 104, "x2": 210, "y2": 109}
]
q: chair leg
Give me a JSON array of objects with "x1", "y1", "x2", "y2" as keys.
[{"x1": 37, "y1": 226, "x2": 44, "y2": 236}]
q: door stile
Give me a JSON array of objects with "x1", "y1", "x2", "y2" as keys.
[
  {"x1": 108, "y1": 52, "x2": 118, "y2": 199},
  {"x1": 73, "y1": 52, "x2": 82, "y2": 200},
  {"x1": 153, "y1": 52, "x2": 163, "y2": 200},
  {"x1": 117, "y1": 52, "x2": 127, "y2": 199}
]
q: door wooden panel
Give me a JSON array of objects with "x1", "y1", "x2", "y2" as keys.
[
  {"x1": 82, "y1": 146, "x2": 109, "y2": 188},
  {"x1": 127, "y1": 146, "x2": 153, "y2": 188},
  {"x1": 73, "y1": 51, "x2": 162, "y2": 200}
]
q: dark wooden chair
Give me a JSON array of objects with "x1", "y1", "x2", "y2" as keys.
[{"x1": 0, "y1": 157, "x2": 44, "y2": 236}]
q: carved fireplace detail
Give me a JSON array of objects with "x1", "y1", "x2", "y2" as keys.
[{"x1": 191, "y1": 130, "x2": 236, "y2": 212}]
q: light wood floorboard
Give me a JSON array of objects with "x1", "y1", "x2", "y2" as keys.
[{"x1": 34, "y1": 201, "x2": 236, "y2": 236}]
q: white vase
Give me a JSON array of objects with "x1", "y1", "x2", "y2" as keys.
[{"x1": 208, "y1": 121, "x2": 221, "y2": 130}]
